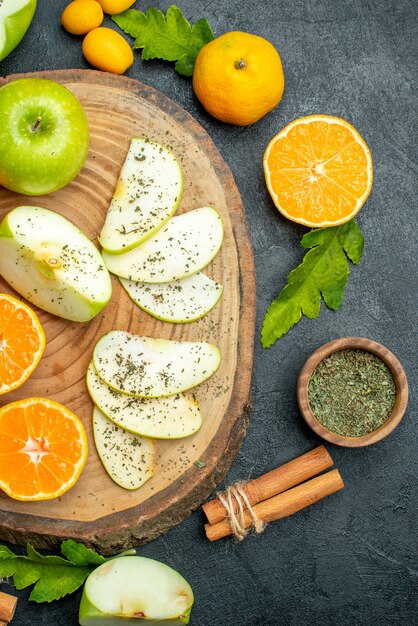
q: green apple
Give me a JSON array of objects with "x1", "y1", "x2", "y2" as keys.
[
  {"x1": 93, "y1": 407, "x2": 154, "y2": 490},
  {"x1": 0, "y1": 206, "x2": 112, "y2": 322},
  {"x1": 119, "y1": 272, "x2": 223, "y2": 324},
  {"x1": 0, "y1": 0, "x2": 36, "y2": 63},
  {"x1": 87, "y1": 362, "x2": 202, "y2": 439},
  {"x1": 102, "y1": 207, "x2": 224, "y2": 283},
  {"x1": 0, "y1": 77, "x2": 89, "y2": 195},
  {"x1": 99, "y1": 138, "x2": 183, "y2": 254},
  {"x1": 93, "y1": 330, "x2": 221, "y2": 397},
  {"x1": 79, "y1": 556, "x2": 194, "y2": 625}
]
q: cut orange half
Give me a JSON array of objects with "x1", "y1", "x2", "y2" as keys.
[
  {"x1": 0, "y1": 398, "x2": 88, "y2": 501},
  {"x1": 0, "y1": 293, "x2": 46, "y2": 395},
  {"x1": 263, "y1": 115, "x2": 373, "y2": 227}
]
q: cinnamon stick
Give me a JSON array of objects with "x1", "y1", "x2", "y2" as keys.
[
  {"x1": 0, "y1": 591, "x2": 17, "y2": 623},
  {"x1": 203, "y1": 446, "x2": 333, "y2": 525},
  {"x1": 205, "y1": 469, "x2": 344, "y2": 541}
]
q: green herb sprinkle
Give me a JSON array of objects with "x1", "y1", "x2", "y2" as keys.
[{"x1": 308, "y1": 349, "x2": 396, "y2": 437}]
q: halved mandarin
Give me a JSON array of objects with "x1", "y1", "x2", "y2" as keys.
[
  {"x1": 263, "y1": 115, "x2": 373, "y2": 227},
  {"x1": 0, "y1": 293, "x2": 46, "y2": 396},
  {"x1": 0, "y1": 398, "x2": 88, "y2": 501}
]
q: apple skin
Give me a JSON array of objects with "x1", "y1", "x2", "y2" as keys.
[
  {"x1": 119, "y1": 273, "x2": 224, "y2": 324},
  {"x1": 0, "y1": 206, "x2": 112, "y2": 322},
  {"x1": 78, "y1": 557, "x2": 194, "y2": 625},
  {"x1": 0, "y1": 0, "x2": 37, "y2": 62},
  {"x1": 87, "y1": 363, "x2": 202, "y2": 440},
  {"x1": 93, "y1": 406, "x2": 155, "y2": 490},
  {"x1": 93, "y1": 331, "x2": 222, "y2": 398},
  {"x1": 79, "y1": 597, "x2": 191, "y2": 625},
  {"x1": 0, "y1": 78, "x2": 89, "y2": 195},
  {"x1": 99, "y1": 138, "x2": 183, "y2": 254}
]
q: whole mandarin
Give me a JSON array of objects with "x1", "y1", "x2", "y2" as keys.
[
  {"x1": 61, "y1": 0, "x2": 104, "y2": 36},
  {"x1": 96, "y1": 0, "x2": 136, "y2": 14},
  {"x1": 82, "y1": 27, "x2": 134, "y2": 74},
  {"x1": 193, "y1": 31, "x2": 284, "y2": 126}
]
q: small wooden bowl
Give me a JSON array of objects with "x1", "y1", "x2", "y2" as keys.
[{"x1": 297, "y1": 337, "x2": 408, "y2": 447}]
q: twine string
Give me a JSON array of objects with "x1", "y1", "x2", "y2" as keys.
[{"x1": 217, "y1": 481, "x2": 267, "y2": 541}]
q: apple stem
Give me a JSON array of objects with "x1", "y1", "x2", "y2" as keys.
[{"x1": 31, "y1": 116, "x2": 42, "y2": 132}]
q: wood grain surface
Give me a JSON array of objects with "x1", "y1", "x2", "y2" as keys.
[{"x1": 0, "y1": 70, "x2": 256, "y2": 553}]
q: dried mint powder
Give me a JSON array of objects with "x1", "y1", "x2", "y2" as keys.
[{"x1": 308, "y1": 349, "x2": 396, "y2": 437}]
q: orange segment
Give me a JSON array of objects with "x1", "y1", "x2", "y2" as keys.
[
  {"x1": 0, "y1": 294, "x2": 46, "y2": 396},
  {"x1": 0, "y1": 398, "x2": 88, "y2": 501},
  {"x1": 264, "y1": 115, "x2": 373, "y2": 227}
]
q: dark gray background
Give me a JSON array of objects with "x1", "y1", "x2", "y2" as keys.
[{"x1": 1, "y1": 0, "x2": 417, "y2": 624}]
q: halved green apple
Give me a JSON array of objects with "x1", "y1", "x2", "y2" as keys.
[
  {"x1": 87, "y1": 363, "x2": 202, "y2": 439},
  {"x1": 93, "y1": 330, "x2": 221, "y2": 397},
  {"x1": 79, "y1": 556, "x2": 194, "y2": 625},
  {"x1": 0, "y1": 206, "x2": 112, "y2": 322},
  {"x1": 102, "y1": 207, "x2": 224, "y2": 283},
  {"x1": 0, "y1": 0, "x2": 36, "y2": 63},
  {"x1": 93, "y1": 407, "x2": 154, "y2": 490},
  {"x1": 99, "y1": 138, "x2": 183, "y2": 254},
  {"x1": 119, "y1": 272, "x2": 223, "y2": 323}
]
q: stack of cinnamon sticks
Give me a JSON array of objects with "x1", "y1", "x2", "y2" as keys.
[
  {"x1": 202, "y1": 446, "x2": 344, "y2": 541},
  {"x1": 0, "y1": 592, "x2": 17, "y2": 625}
]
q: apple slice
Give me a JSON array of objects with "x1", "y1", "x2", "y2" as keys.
[
  {"x1": 79, "y1": 556, "x2": 194, "y2": 625},
  {"x1": 120, "y1": 272, "x2": 223, "y2": 323},
  {"x1": 93, "y1": 407, "x2": 154, "y2": 490},
  {"x1": 87, "y1": 363, "x2": 202, "y2": 439},
  {"x1": 99, "y1": 138, "x2": 183, "y2": 254},
  {"x1": 93, "y1": 330, "x2": 221, "y2": 397},
  {"x1": 0, "y1": 206, "x2": 112, "y2": 322},
  {"x1": 0, "y1": 0, "x2": 36, "y2": 63},
  {"x1": 102, "y1": 207, "x2": 223, "y2": 283}
]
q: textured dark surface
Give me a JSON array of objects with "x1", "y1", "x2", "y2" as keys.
[{"x1": 1, "y1": 1, "x2": 417, "y2": 625}]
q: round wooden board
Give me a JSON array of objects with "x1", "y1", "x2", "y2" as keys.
[{"x1": 0, "y1": 70, "x2": 255, "y2": 553}]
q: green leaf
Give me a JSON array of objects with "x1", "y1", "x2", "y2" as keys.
[
  {"x1": 0, "y1": 545, "x2": 15, "y2": 559},
  {"x1": 0, "y1": 544, "x2": 92, "y2": 603},
  {"x1": 261, "y1": 219, "x2": 364, "y2": 348},
  {"x1": 110, "y1": 8, "x2": 145, "y2": 38},
  {"x1": 60, "y1": 539, "x2": 107, "y2": 566},
  {"x1": 0, "y1": 541, "x2": 138, "y2": 602},
  {"x1": 113, "y1": 5, "x2": 214, "y2": 77},
  {"x1": 61, "y1": 540, "x2": 136, "y2": 566},
  {"x1": 337, "y1": 219, "x2": 364, "y2": 264}
]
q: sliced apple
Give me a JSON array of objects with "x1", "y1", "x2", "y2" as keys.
[
  {"x1": 99, "y1": 138, "x2": 183, "y2": 254},
  {"x1": 87, "y1": 363, "x2": 202, "y2": 439},
  {"x1": 0, "y1": 206, "x2": 112, "y2": 322},
  {"x1": 93, "y1": 406, "x2": 154, "y2": 490},
  {"x1": 102, "y1": 207, "x2": 224, "y2": 283},
  {"x1": 0, "y1": 0, "x2": 37, "y2": 63},
  {"x1": 120, "y1": 272, "x2": 223, "y2": 323},
  {"x1": 79, "y1": 556, "x2": 194, "y2": 625},
  {"x1": 93, "y1": 330, "x2": 221, "y2": 398}
]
